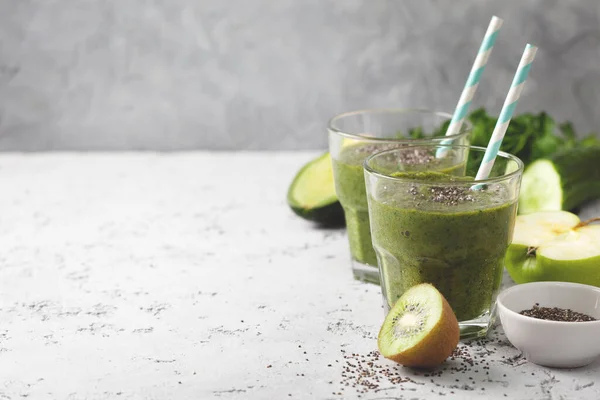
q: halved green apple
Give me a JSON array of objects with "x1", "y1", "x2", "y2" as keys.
[{"x1": 505, "y1": 211, "x2": 600, "y2": 286}]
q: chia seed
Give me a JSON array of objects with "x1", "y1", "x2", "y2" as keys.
[
  {"x1": 282, "y1": 335, "x2": 530, "y2": 396},
  {"x1": 519, "y1": 303, "x2": 597, "y2": 322},
  {"x1": 395, "y1": 147, "x2": 436, "y2": 165},
  {"x1": 427, "y1": 186, "x2": 476, "y2": 206},
  {"x1": 359, "y1": 144, "x2": 437, "y2": 165},
  {"x1": 332, "y1": 337, "x2": 515, "y2": 395},
  {"x1": 356, "y1": 143, "x2": 403, "y2": 155}
]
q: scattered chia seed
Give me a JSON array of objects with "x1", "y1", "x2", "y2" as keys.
[
  {"x1": 520, "y1": 303, "x2": 596, "y2": 322},
  {"x1": 332, "y1": 337, "x2": 520, "y2": 396},
  {"x1": 281, "y1": 336, "x2": 533, "y2": 396},
  {"x1": 339, "y1": 350, "x2": 416, "y2": 393}
]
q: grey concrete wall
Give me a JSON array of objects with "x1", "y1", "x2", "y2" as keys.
[{"x1": 0, "y1": 0, "x2": 599, "y2": 151}]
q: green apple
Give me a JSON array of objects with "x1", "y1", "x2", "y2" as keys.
[{"x1": 505, "y1": 211, "x2": 600, "y2": 286}]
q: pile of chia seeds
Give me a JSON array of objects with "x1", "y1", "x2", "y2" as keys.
[
  {"x1": 355, "y1": 143, "x2": 403, "y2": 155},
  {"x1": 408, "y1": 185, "x2": 475, "y2": 206},
  {"x1": 395, "y1": 148, "x2": 436, "y2": 165},
  {"x1": 520, "y1": 303, "x2": 597, "y2": 322},
  {"x1": 358, "y1": 144, "x2": 436, "y2": 165},
  {"x1": 428, "y1": 186, "x2": 475, "y2": 205}
]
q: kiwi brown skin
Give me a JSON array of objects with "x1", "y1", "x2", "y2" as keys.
[{"x1": 378, "y1": 287, "x2": 460, "y2": 368}]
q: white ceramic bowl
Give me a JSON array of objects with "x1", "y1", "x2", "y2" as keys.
[{"x1": 497, "y1": 281, "x2": 600, "y2": 368}]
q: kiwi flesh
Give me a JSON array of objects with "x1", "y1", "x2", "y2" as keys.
[{"x1": 378, "y1": 283, "x2": 459, "y2": 368}]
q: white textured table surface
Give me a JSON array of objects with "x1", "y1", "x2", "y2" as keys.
[{"x1": 1, "y1": 152, "x2": 599, "y2": 400}]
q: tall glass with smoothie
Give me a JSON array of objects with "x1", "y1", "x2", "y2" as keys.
[
  {"x1": 328, "y1": 109, "x2": 471, "y2": 284},
  {"x1": 364, "y1": 145, "x2": 523, "y2": 338}
]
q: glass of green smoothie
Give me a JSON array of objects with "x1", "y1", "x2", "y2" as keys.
[
  {"x1": 364, "y1": 144, "x2": 523, "y2": 339},
  {"x1": 328, "y1": 109, "x2": 471, "y2": 284}
]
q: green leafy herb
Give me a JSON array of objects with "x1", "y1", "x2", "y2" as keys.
[
  {"x1": 459, "y1": 108, "x2": 599, "y2": 168},
  {"x1": 396, "y1": 108, "x2": 598, "y2": 169}
]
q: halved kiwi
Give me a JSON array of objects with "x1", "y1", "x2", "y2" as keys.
[{"x1": 378, "y1": 283, "x2": 459, "y2": 368}]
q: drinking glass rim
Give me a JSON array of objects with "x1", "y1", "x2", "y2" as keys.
[
  {"x1": 327, "y1": 108, "x2": 472, "y2": 142},
  {"x1": 363, "y1": 144, "x2": 525, "y2": 185}
]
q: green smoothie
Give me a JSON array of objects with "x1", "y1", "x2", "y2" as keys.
[
  {"x1": 332, "y1": 143, "x2": 465, "y2": 271},
  {"x1": 331, "y1": 144, "x2": 378, "y2": 267},
  {"x1": 368, "y1": 171, "x2": 517, "y2": 321}
]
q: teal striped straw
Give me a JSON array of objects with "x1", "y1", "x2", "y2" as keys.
[
  {"x1": 474, "y1": 43, "x2": 538, "y2": 183},
  {"x1": 436, "y1": 16, "x2": 503, "y2": 157}
]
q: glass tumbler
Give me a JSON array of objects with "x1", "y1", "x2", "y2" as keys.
[
  {"x1": 328, "y1": 109, "x2": 470, "y2": 284},
  {"x1": 364, "y1": 144, "x2": 523, "y2": 338}
]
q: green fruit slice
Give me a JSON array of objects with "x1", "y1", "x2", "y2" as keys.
[
  {"x1": 518, "y1": 146, "x2": 600, "y2": 214},
  {"x1": 535, "y1": 226, "x2": 600, "y2": 285},
  {"x1": 287, "y1": 152, "x2": 344, "y2": 225},
  {"x1": 505, "y1": 211, "x2": 600, "y2": 286},
  {"x1": 511, "y1": 210, "x2": 580, "y2": 247},
  {"x1": 519, "y1": 160, "x2": 562, "y2": 215},
  {"x1": 378, "y1": 283, "x2": 459, "y2": 368}
]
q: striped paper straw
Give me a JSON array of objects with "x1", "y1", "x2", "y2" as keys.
[
  {"x1": 436, "y1": 16, "x2": 503, "y2": 157},
  {"x1": 474, "y1": 43, "x2": 538, "y2": 182}
]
